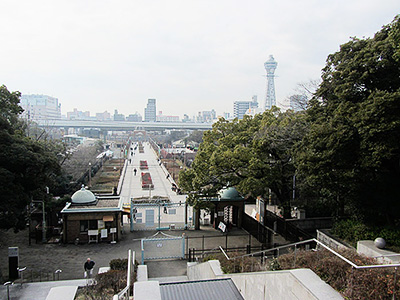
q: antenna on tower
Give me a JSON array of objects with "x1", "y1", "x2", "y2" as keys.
[{"x1": 264, "y1": 55, "x2": 278, "y2": 110}]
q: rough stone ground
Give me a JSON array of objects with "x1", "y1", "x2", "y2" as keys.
[{"x1": 0, "y1": 225, "x2": 261, "y2": 282}]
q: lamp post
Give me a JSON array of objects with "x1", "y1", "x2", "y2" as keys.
[{"x1": 88, "y1": 162, "x2": 92, "y2": 187}]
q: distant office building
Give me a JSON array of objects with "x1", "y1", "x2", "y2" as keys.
[
  {"x1": 182, "y1": 114, "x2": 191, "y2": 122},
  {"x1": 233, "y1": 96, "x2": 258, "y2": 119},
  {"x1": 144, "y1": 99, "x2": 156, "y2": 122},
  {"x1": 96, "y1": 111, "x2": 111, "y2": 121},
  {"x1": 196, "y1": 110, "x2": 216, "y2": 123},
  {"x1": 20, "y1": 94, "x2": 61, "y2": 121},
  {"x1": 289, "y1": 95, "x2": 307, "y2": 112},
  {"x1": 156, "y1": 111, "x2": 179, "y2": 122},
  {"x1": 264, "y1": 55, "x2": 278, "y2": 110},
  {"x1": 67, "y1": 108, "x2": 91, "y2": 120},
  {"x1": 113, "y1": 109, "x2": 125, "y2": 121},
  {"x1": 127, "y1": 112, "x2": 142, "y2": 122}
]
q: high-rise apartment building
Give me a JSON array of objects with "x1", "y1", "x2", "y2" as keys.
[
  {"x1": 20, "y1": 94, "x2": 61, "y2": 121},
  {"x1": 233, "y1": 96, "x2": 258, "y2": 119},
  {"x1": 144, "y1": 99, "x2": 156, "y2": 122}
]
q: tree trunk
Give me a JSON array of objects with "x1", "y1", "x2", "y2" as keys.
[{"x1": 194, "y1": 207, "x2": 201, "y2": 230}]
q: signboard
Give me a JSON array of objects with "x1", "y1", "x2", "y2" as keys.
[
  {"x1": 110, "y1": 228, "x2": 117, "y2": 233},
  {"x1": 217, "y1": 211, "x2": 224, "y2": 217},
  {"x1": 101, "y1": 229, "x2": 108, "y2": 238},
  {"x1": 88, "y1": 230, "x2": 98, "y2": 236},
  {"x1": 8, "y1": 247, "x2": 19, "y2": 257},
  {"x1": 218, "y1": 222, "x2": 226, "y2": 233},
  {"x1": 8, "y1": 247, "x2": 19, "y2": 280},
  {"x1": 98, "y1": 220, "x2": 105, "y2": 229}
]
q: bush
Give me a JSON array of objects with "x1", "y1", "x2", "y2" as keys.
[
  {"x1": 332, "y1": 219, "x2": 400, "y2": 250},
  {"x1": 276, "y1": 249, "x2": 399, "y2": 299},
  {"x1": 109, "y1": 258, "x2": 128, "y2": 271}
]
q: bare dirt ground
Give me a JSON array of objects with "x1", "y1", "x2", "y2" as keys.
[{"x1": 0, "y1": 225, "x2": 260, "y2": 283}]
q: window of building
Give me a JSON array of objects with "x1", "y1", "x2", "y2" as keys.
[
  {"x1": 80, "y1": 220, "x2": 98, "y2": 232},
  {"x1": 169, "y1": 209, "x2": 176, "y2": 215}
]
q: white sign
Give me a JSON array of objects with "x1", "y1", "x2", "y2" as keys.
[
  {"x1": 88, "y1": 230, "x2": 98, "y2": 236},
  {"x1": 218, "y1": 211, "x2": 224, "y2": 217},
  {"x1": 101, "y1": 229, "x2": 108, "y2": 238},
  {"x1": 8, "y1": 247, "x2": 18, "y2": 257},
  {"x1": 110, "y1": 228, "x2": 117, "y2": 233},
  {"x1": 218, "y1": 222, "x2": 226, "y2": 233}
]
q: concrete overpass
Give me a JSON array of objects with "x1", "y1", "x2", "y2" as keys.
[{"x1": 36, "y1": 119, "x2": 213, "y2": 131}]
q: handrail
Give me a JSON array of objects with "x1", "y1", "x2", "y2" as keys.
[
  {"x1": 113, "y1": 249, "x2": 134, "y2": 300},
  {"x1": 222, "y1": 238, "x2": 400, "y2": 270}
]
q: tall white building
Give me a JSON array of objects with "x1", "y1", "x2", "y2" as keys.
[
  {"x1": 233, "y1": 96, "x2": 258, "y2": 119},
  {"x1": 264, "y1": 55, "x2": 278, "y2": 110},
  {"x1": 20, "y1": 94, "x2": 61, "y2": 121},
  {"x1": 144, "y1": 99, "x2": 156, "y2": 122}
]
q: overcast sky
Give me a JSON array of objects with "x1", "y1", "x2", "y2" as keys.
[{"x1": 0, "y1": 1, "x2": 398, "y2": 118}]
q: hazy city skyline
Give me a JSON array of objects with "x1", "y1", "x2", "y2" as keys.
[{"x1": 0, "y1": 1, "x2": 399, "y2": 117}]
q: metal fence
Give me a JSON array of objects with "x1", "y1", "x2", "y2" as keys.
[
  {"x1": 141, "y1": 232, "x2": 185, "y2": 264},
  {"x1": 220, "y1": 238, "x2": 400, "y2": 299},
  {"x1": 185, "y1": 232, "x2": 263, "y2": 261}
]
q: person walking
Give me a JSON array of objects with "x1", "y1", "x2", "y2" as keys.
[
  {"x1": 84, "y1": 258, "x2": 95, "y2": 278},
  {"x1": 134, "y1": 168, "x2": 137, "y2": 176}
]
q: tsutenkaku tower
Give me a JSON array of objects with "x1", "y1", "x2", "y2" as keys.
[{"x1": 264, "y1": 55, "x2": 278, "y2": 110}]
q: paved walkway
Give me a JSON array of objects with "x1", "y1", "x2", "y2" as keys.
[
  {"x1": 121, "y1": 142, "x2": 186, "y2": 202},
  {"x1": 0, "y1": 279, "x2": 88, "y2": 300}
]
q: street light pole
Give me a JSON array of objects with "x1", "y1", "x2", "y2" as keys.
[{"x1": 88, "y1": 162, "x2": 92, "y2": 187}]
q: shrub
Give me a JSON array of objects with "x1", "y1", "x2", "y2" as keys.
[
  {"x1": 276, "y1": 249, "x2": 399, "y2": 299},
  {"x1": 96, "y1": 270, "x2": 127, "y2": 294},
  {"x1": 109, "y1": 258, "x2": 128, "y2": 271},
  {"x1": 332, "y1": 219, "x2": 400, "y2": 249}
]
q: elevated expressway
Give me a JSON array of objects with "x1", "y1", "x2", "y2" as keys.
[{"x1": 36, "y1": 119, "x2": 213, "y2": 132}]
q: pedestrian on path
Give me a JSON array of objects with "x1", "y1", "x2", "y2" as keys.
[
  {"x1": 84, "y1": 258, "x2": 95, "y2": 278},
  {"x1": 134, "y1": 168, "x2": 137, "y2": 176}
]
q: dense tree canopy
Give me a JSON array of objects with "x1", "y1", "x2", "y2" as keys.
[
  {"x1": 296, "y1": 15, "x2": 400, "y2": 225},
  {"x1": 0, "y1": 85, "x2": 62, "y2": 230},
  {"x1": 179, "y1": 109, "x2": 307, "y2": 219}
]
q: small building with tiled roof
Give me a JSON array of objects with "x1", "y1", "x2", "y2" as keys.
[{"x1": 61, "y1": 186, "x2": 123, "y2": 244}]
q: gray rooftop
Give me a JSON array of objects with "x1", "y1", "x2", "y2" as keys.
[{"x1": 159, "y1": 278, "x2": 244, "y2": 300}]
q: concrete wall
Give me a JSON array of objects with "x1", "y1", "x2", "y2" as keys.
[
  {"x1": 287, "y1": 217, "x2": 333, "y2": 231},
  {"x1": 317, "y1": 230, "x2": 352, "y2": 251},
  {"x1": 187, "y1": 260, "x2": 343, "y2": 300},
  {"x1": 357, "y1": 240, "x2": 400, "y2": 264}
]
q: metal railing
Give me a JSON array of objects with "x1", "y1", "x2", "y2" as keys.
[
  {"x1": 216, "y1": 238, "x2": 400, "y2": 298},
  {"x1": 113, "y1": 249, "x2": 135, "y2": 300}
]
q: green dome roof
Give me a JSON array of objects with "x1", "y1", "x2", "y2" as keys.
[
  {"x1": 218, "y1": 187, "x2": 244, "y2": 201},
  {"x1": 71, "y1": 185, "x2": 96, "y2": 205}
]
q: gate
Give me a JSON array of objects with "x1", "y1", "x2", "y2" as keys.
[{"x1": 141, "y1": 232, "x2": 185, "y2": 264}]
